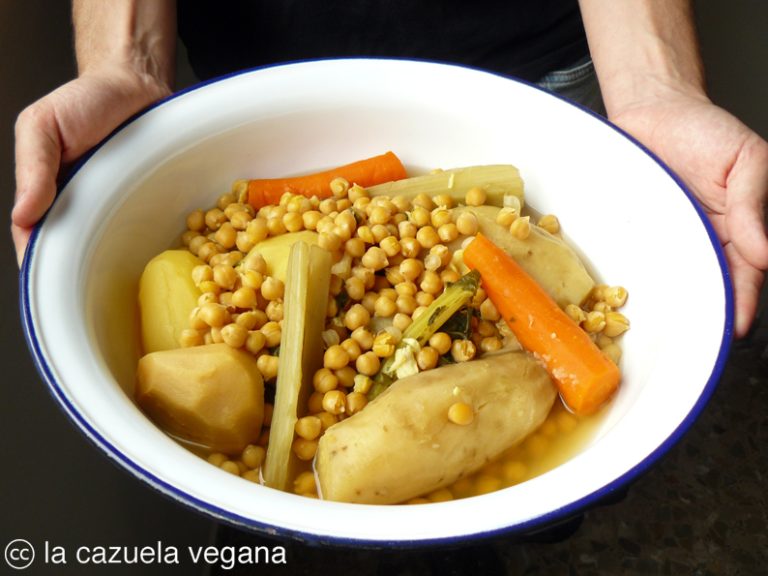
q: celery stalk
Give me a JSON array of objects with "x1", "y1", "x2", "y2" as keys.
[
  {"x1": 263, "y1": 243, "x2": 331, "y2": 490},
  {"x1": 366, "y1": 165, "x2": 524, "y2": 207}
]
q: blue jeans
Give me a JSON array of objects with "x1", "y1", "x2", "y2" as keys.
[{"x1": 537, "y1": 56, "x2": 606, "y2": 116}]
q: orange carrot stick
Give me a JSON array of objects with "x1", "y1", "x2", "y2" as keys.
[
  {"x1": 463, "y1": 233, "x2": 620, "y2": 415},
  {"x1": 247, "y1": 151, "x2": 407, "y2": 209}
]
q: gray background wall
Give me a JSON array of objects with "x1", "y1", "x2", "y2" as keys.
[{"x1": 1, "y1": 2, "x2": 766, "y2": 575}]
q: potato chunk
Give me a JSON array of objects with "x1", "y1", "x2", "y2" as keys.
[
  {"x1": 245, "y1": 230, "x2": 318, "y2": 283},
  {"x1": 315, "y1": 352, "x2": 556, "y2": 504},
  {"x1": 138, "y1": 249, "x2": 203, "y2": 353},
  {"x1": 136, "y1": 344, "x2": 264, "y2": 454}
]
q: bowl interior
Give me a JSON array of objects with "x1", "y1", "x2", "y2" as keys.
[{"x1": 23, "y1": 59, "x2": 730, "y2": 544}]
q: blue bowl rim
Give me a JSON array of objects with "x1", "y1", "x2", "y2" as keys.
[{"x1": 18, "y1": 56, "x2": 734, "y2": 548}]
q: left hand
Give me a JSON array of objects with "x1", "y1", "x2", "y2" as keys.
[{"x1": 611, "y1": 94, "x2": 768, "y2": 338}]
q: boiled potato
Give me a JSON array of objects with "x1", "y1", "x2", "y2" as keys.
[
  {"x1": 139, "y1": 249, "x2": 203, "y2": 353},
  {"x1": 454, "y1": 205, "x2": 595, "y2": 307},
  {"x1": 315, "y1": 352, "x2": 556, "y2": 504},
  {"x1": 245, "y1": 230, "x2": 318, "y2": 283},
  {"x1": 136, "y1": 343, "x2": 264, "y2": 454}
]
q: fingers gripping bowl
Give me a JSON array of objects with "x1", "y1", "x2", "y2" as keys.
[{"x1": 21, "y1": 59, "x2": 731, "y2": 545}]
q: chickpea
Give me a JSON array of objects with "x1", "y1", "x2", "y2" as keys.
[
  {"x1": 604, "y1": 285, "x2": 629, "y2": 308},
  {"x1": 455, "y1": 212, "x2": 479, "y2": 236},
  {"x1": 261, "y1": 277, "x2": 284, "y2": 301},
  {"x1": 583, "y1": 310, "x2": 607, "y2": 333},
  {"x1": 345, "y1": 237, "x2": 366, "y2": 258},
  {"x1": 198, "y1": 303, "x2": 229, "y2": 327},
  {"x1": 241, "y1": 445, "x2": 265, "y2": 470},
  {"x1": 379, "y1": 235, "x2": 401, "y2": 258},
  {"x1": 361, "y1": 246, "x2": 389, "y2": 271},
  {"x1": 420, "y1": 270, "x2": 444, "y2": 295},
  {"x1": 231, "y1": 286, "x2": 258, "y2": 309},
  {"x1": 392, "y1": 312, "x2": 413, "y2": 332},
  {"x1": 440, "y1": 268, "x2": 461, "y2": 284},
  {"x1": 480, "y1": 336, "x2": 503, "y2": 353},
  {"x1": 412, "y1": 192, "x2": 434, "y2": 210},
  {"x1": 509, "y1": 215, "x2": 531, "y2": 240},
  {"x1": 451, "y1": 339, "x2": 477, "y2": 362},
  {"x1": 495, "y1": 207, "x2": 518, "y2": 227},
  {"x1": 197, "y1": 242, "x2": 221, "y2": 263},
  {"x1": 186, "y1": 209, "x2": 206, "y2": 231},
  {"x1": 345, "y1": 392, "x2": 368, "y2": 415},
  {"x1": 260, "y1": 321, "x2": 282, "y2": 348},
  {"x1": 355, "y1": 351, "x2": 381, "y2": 376},
  {"x1": 340, "y1": 338, "x2": 362, "y2": 362},
  {"x1": 265, "y1": 300, "x2": 284, "y2": 322},
  {"x1": 432, "y1": 193, "x2": 455, "y2": 209},
  {"x1": 368, "y1": 205, "x2": 391, "y2": 226},
  {"x1": 343, "y1": 276, "x2": 364, "y2": 302},
  {"x1": 324, "y1": 344, "x2": 350, "y2": 370},
  {"x1": 372, "y1": 331, "x2": 397, "y2": 358},
  {"x1": 192, "y1": 264, "x2": 213, "y2": 286},
  {"x1": 399, "y1": 237, "x2": 421, "y2": 258},
  {"x1": 437, "y1": 223, "x2": 459, "y2": 243},
  {"x1": 313, "y1": 367, "x2": 339, "y2": 393},
  {"x1": 221, "y1": 323, "x2": 248, "y2": 348},
  {"x1": 430, "y1": 209, "x2": 452, "y2": 228},
  {"x1": 213, "y1": 222, "x2": 236, "y2": 249},
  {"x1": 292, "y1": 438, "x2": 318, "y2": 461},
  {"x1": 417, "y1": 346, "x2": 440, "y2": 371},
  {"x1": 399, "y1": 258, "x2": 424, "y2": 282},
  {"x1": 415, "y1": 291, "x2": 435, "y2": 307},
  {"x1": 465, "y1": 186, "x2": 487, "y2": 206},
  {"x1": 352, "y1": 265, "x2": 376, "y2": 289},
  {"x1": 245, "y1": 330, "x2": 267, "y2": 355},
  {"x1": 360, "y1": 291, "x2": 378, "y2": 314},
  {"x1": 322, "y1": 390, "x2": 347, "y2": 415},
  {"x1": 335, "y1": 366, "x2": 357, "y2": 388},
  {"x1": 479, "y1": 298, "x2": 501, "y2": 322},
  {"x1": 538, "y1": 214, "x2": 560, "y2": 235},
  {"x1": 188, "y1": 235, "x2": 208, "y2": 256},
  {"x1": 350, "y1": 327, "x2": 374, "y2": 351},
  {"x1": 416, "y1": 226, "x2": 440, "y2": 250},
  {"x1": 205, "y1": 208, "x2": 227, "y2": 231},
  {"x1": 370, "y1": 224, "x2": 390, "y2": 243},
  {"x1": 410, "y1": 205, "x2": 431, "y2": 227},
  {"x1": 448, "y1": 401, "x2": 475, "y2": 425},
  {"x1": 398, "y1": 220, "x2": 417, "y2": 239},
  {"x1": 256, "y1": 354, "x2": 279, "y2": 380},
  {"x1": 295, "y1": 415, "x2": 322, "y2": 441},
  {"x1": 374, "y1": 295, "x2": 398, "y2": 317},
  {"x1": 393, "y1": 295, "x2": 416, "y2": 316}
]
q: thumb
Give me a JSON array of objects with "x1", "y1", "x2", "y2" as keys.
[
  {"x1": 725, "y1": 134, "x2": 768, "y2": 272},
  {"x1": 12, "y1": 102, "x2": 62, "y2": 230}
]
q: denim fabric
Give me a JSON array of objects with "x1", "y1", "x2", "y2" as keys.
[{"x1": 537, "y1": 56, "x2": 605, "y2": 116}]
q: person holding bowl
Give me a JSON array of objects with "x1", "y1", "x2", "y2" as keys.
[{"x1": 11, "y1": 0, "x2": 768, "y2": 338}]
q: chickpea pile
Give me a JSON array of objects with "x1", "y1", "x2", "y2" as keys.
[{"x1": 178, "y1": 176, "x2": 629, "y2": 499}]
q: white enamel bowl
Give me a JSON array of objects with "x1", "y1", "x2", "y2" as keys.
[{"x1": 21, "y1": 59, "x2": 732, "y2": 546}]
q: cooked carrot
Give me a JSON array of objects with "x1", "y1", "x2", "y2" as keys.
[
  {"x1": 247, "y1": 151, "x2": 407, "y2": 209},
  {"x1": 463, "y1": 233, "x2": 620, "y2": 415}
]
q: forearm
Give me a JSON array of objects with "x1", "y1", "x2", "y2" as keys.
[
  {"x1": 578, "y1": 0, "x2": 708, "y2": 117},
  {"x1": 73, "y1": 0, "x2": 176, "y2": 88}
]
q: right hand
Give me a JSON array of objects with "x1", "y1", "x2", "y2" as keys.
[{"x1": 11, "y1": 66, "x2": 171, "y2": 265}]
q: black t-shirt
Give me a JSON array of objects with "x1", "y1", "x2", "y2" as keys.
[{"x1": 178, "y1": 0, "x2": 588, "y2": 82}]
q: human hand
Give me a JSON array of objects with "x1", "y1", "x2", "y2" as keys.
[
  {"x1": 12, "y1": 67, "x2": 171, "y2": 265},
  {"x1": 610, "y1": 94, "x2": 768, "y2": 338}
]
